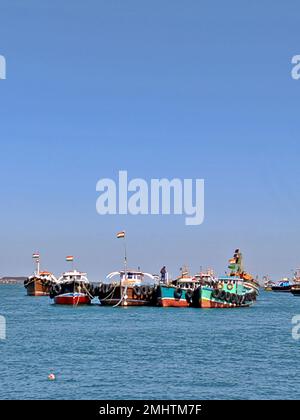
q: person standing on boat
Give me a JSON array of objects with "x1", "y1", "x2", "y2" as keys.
[{"x1": 160, "y1": 266, "x2": 167, "y2": 283}]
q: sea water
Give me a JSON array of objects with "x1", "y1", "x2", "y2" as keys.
[{"x1": 1, "y1": 285, "x2": 300, "y2": 400}]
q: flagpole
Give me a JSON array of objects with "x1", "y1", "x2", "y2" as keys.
[{"x1": 37, "y1": 257, "x2": 40, "y2": 276}]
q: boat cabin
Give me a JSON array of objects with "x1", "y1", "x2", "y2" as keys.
[
  {"x1": 105, "y1": 270, "x2": 157, "y2": 286},
  {"x1": 58, "y1": 270, "x2": 89, "y2": 284}
]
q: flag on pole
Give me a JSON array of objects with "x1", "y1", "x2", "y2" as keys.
[
  {"x1": 117, "y1": 231, "x2": 125, "y2": 239},
  {"x1": 32, "y1": 253, "x2": 40, "y2": 259},
  {"x1": 66, "y1": 256, "x2": 74, "y2": 262}
]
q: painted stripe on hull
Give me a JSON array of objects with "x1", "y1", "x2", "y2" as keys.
[
  {"x1": 27, "y1": 291, "x2": 49, "y2": 296},
  {"x1": 100, "y1": 299, "x2": 151, "y2": 306},
  {"x1": 201, "y1": 297, "x2": 251, "y2": 309},
  {"x1": 54, "y1": 293, "x2": 91, "y2": 305},
  {"x1": 157, "y1": 297, "x2": 189, "y2": 308}
]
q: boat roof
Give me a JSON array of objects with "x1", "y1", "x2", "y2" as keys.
[
  {"x1": 106, "y1": 270, "x2": 156, "y2": 280},
  {"x1": 61, "y1": 270, "x2": 88, "y2": 277}
]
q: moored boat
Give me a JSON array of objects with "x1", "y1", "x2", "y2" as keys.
[
  {"x1": 24, "y1": 271, "x2": 58, "y2": 296},
  {"x1": 98, "y1": 270, "x2": 157, "y2": 306},
  {"x1": 227, "y1": 249, "x2": 260, "y2": 296},
  {"x1": 50, "y1": 259, "x2": 93, "y2": 305},
  {"x1": 291, "y1": 284, "x2": 300, "y2": 296},
  {"x1": 194, "y1": 251, "x2": 257, "y2": 308},
  {"x1": 24, "y1": 253, "x2": 58, "y2": 296},
  {"x1": 271, "y1": 278, "x2": 292, "y2": 292},
  {"x1": 198, "y1": 277, "x2": 256, "y2": 308},
  {"x1": 263, "y1": 276, "x2": 274, "y2": 291},
  {"x1": 291, "y1": 269, "x2": 300, "y2": 296},
  {"x1": 156, "y1": 269, "x2": 215, "y2": 307}
]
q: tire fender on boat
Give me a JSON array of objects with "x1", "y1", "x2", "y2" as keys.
[
  {"x1": 133, "y1": 286, "x2": 142, "y2": 297},
  {"x1": 174, "y1": 288, "x2": 183, "y2": 299}
]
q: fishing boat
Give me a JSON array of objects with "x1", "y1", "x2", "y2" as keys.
[
  {"x1": 98, "y1": 270, "x2": 157, "y2": 306},
  {"x1": 198, "y1": 276, "x2": 256, "y2": 308},
  {"x1": 227, "y1": 249, "x2": 260, "y2": 296},
  {"x1": 195, "y1": 251, "x2": 257, "y2": 308},
  {"x1": 291, "y1": 284, "x2": 300, "y2": 296},
  {"x1": 24, "y1": 271, "x2": 58, "y2": 296},
  {"x1": 49, "y1": 256, "x2": 93, "y2": 305},
  {"x1": 263, "y1": 276, "x2": 274, "y2": 291},
  {"x1": 156, "y1": 269, "x2": 215, "y2": 307},
  {"x1": 24, "y1": 253, "x2": 58, "y2": 296},
  {"x1": 50, "y1": 270, "x2": 93, "y2": 305},
  {"x1": 271, "y1": 278, "x2": 292, "y2": 292},
  {"x1": 290, "y1": 269, "x2": 300, "y2": 296}
]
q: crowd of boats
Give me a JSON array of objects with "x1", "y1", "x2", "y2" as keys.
[
  {"x1": 23, "y1": 230, "x2": 300, "y2": 308},
  {"x1": 264, "y1": 272, "x2": 300, "y2": 296},
  {"x1": 24, "y1": 242, "x2": 262, "y2": 308}
]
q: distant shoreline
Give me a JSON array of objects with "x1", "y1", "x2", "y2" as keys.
[{"x1": 0, "y1": 277, "x2": 26, "y2": 284}]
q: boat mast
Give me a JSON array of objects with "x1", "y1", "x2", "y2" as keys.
[
  {"x1": 33, "y1": 252, "x2": 40, "y2": 276},
  {"x1": 116, "y1": 231, "x2": 127, "y2": 307},
  {"x1": 122, "y1": 234, "x2": 128, "y2": 307},
  {"x1": 37, "y1": 257, "x2": 40, "y2": 276}
]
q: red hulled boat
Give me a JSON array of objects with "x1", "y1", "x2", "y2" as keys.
[{"x1": 50, "y1": 269, "x2": 92, "y2": 305}]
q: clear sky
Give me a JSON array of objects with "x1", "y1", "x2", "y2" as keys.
[{"x1": 0, "y1": 0, "x2": 299, "y2": 281}]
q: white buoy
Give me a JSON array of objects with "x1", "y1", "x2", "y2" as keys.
[{"x1": 48, "y1": 373, "x2": 56, "y2": 381}]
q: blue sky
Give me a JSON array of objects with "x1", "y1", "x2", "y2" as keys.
[{"x1": 0, "y1": 0, "x2": 299, "y2": 280}]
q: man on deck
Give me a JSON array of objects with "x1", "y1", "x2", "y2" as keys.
[{"x1": 160, "y1": 266, "x2": 167, "y2": 283}]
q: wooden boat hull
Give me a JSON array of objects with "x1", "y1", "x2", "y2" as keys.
[
  {"x1": 98, "y1": 285, "x2": 154, "y2": 306},
  {"x1": 54, "y1": 293, "x2": 91, "y2": 305},
  {"x1": 24, "y1": 278, "x2": 51, "y2": 296}
]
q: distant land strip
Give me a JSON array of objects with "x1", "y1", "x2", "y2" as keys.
[{"x1": 0, "y1": 277, "x2": 26, "y2": 284}]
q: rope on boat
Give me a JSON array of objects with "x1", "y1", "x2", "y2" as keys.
[
  {"x1": 113, "y1": 285, "x2": 128, "y2": 308},
  {"x1": 100, "y1": 283, "x2": 118, "y2": 302}
]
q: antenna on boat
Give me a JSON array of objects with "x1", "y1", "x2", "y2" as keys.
[
  {"x1": 32, "y1": 252, "x2": 40, "y2": 276},
  {"x1": 117, "y1": 231, "x2": 127, "y2": 306}
]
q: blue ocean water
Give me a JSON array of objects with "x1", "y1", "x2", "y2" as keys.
[{"x1": 1, "y1": 285, "x2": 300, "y2": 400}]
